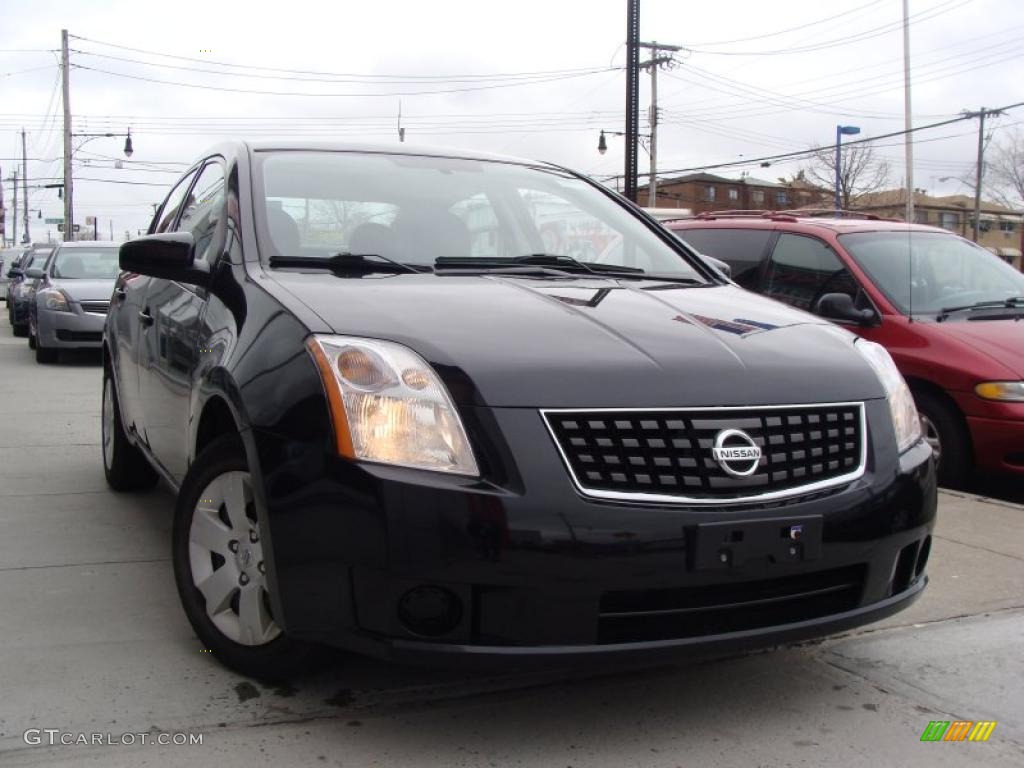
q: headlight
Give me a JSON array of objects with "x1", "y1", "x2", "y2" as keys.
[
  {"x1": 306, "y1": 335, "x2": 478, "y2": 475},
  {"x1": 855, "y1": 339, "x2": 921, "y2": 453},
  {"x1": 975, "y1": 381, "x2": 1024, "y2": 402},
  {"x1": 38, "y1": 289, "x2": 70, "y2": 312}
]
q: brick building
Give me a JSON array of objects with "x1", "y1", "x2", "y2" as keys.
[
  {"x1": 636, "y1": 172, "x2": 830, "y2": 213},
  {"x1": 854, "y1": 189, "x2": 1023, "y2": 270}
]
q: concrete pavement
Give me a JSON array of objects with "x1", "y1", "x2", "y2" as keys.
[{"x1": 0, "y1": 312, "x2": 1021, "y2": 767}]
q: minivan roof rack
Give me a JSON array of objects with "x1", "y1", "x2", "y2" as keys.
[
  {"x1": 694, "y1": 210, "x2": 798, "y2": 222},
  {"x1": 779, "y1": 209, "x2": 882, "y2": 220}
]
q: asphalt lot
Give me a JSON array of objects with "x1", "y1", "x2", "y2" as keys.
[{"x1": 0, "y1": 310, "x2": 1022, "y2": 767}]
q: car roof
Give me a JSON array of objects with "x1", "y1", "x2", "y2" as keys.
[
  {"x1": 234, "y1": 139, "x2": 557, "y2": 169},
  {"x1": 664, "y1": 213, "x2": 951, "y2": 236},
  {"x1": 53, "y1": 240, "x2": 120, "y2": 248}
]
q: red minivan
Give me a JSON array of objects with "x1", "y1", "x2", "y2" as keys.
[{"x1": 666, "y1": 212, "x2": 1024, "y2": 487}]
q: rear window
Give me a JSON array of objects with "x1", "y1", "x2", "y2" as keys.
[{"x1": 670, "y1": 228, "x2": 772, "y2": 288}]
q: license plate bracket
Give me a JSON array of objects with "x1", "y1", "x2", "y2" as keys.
[{"x1": 693, "y1": 515, "x2": 823, "y2": 570}]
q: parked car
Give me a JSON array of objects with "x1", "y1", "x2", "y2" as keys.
[
  {"x1": 26, "y1": 241, "x2": 120, "y2": 363},
  {"x1": 6, "y1": 246, "x2": 53, "y2": 336},
  {"x1": 0, "y1": 246, "x2": 28, "y2": 299},
  {"x1": 103, "y1": 142, "x2": 935, "y2": 679},
  {"x1": 665, "y1": 212, "x2": 1024, "y2": 487}
]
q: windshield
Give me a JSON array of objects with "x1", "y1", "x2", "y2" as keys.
[
  {"x1": 256, "y1": 151, "x2": 704, "y2": 280},
  {"x1": 50, "y1": 247, "x2": 120, "y2": 279},
  {"x1": 839, "y1": 231, "x2": 1024, "y2": 315}
]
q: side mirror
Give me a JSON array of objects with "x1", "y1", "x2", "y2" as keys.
[
  {"x1": 702, "y1": 254, "x2": 732, "y2": 279},
  {"x1": 7, "y1": 267, "x2": 23, "y2": 279},
  {"x1": 120, "y1": 232, "x2": 209, "y2": 286},
  {"x1": 815, "y1": 292, "x2": 877, "y2": 326},
  {"x1": 25, "y1": 267, "x2": 45, "y2": 279}
]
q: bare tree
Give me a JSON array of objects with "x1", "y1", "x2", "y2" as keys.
[
  {"x1": 988, "y1": 127, "x2": 1024, "y2": 208},
  {"x1": 800, "y1": 142, "x2": 890, "y2": 209}
]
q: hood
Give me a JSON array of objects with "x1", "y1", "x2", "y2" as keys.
[
  {"x1": 268, "y1": 272, "x2": 886, "y2": 407},
  {"x1": 926, "y1": 318, "x2": 1024, "y2": 378},
  {"x1": 48, "y1": 278, "x2": 117, "y2": 303}
]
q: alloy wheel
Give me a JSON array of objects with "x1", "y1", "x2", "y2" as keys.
[
  {"x1": 188, "y1": 471, "x2": 281, "y2": 646},
  {"x1": 920, "y1": 412, "x2": 942, "y2": 465}
]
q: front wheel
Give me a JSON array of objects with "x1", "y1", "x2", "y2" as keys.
[
  {"x1": 172, "y1": 435, "x2": 316, "y2": 680},
  {"x1": 914, "y1": 389, "x2": 971, "y2": 489}
]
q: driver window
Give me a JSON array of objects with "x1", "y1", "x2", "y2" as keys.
[
  {"x1": 176, "y1": 161, "x2": 226, "y2": 264},
  {"x1": 154, "y1": 169, "x2": 198, "y2": 234},
  {"x1": 764, "y1": 234, "x2": 860, "y2": 312}
]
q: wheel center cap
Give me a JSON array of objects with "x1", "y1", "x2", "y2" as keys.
[{"x1": 237, "y1": 546, "x2": 254, "y2": 569}]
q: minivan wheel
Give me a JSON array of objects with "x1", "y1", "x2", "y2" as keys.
[
  {"x1": 102, "y1": 367, "x2": 159, "y2": 491},
  {"x1": 173, "y1": 435, "x2": 316, "y2": 680},
  {"x1": 914, "y1": 389, "x2": 970, "y2": 489}
]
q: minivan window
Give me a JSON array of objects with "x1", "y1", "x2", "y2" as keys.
[
  {"x1": 840, "y1": 231, "x2": 1024, "y2": 315},
  {"x1": 764, "y1": 233, "x2": 859, "y2": 311},
  {"x1": 256, "y1": 151, "x2": 706, "y2": 280},
  {"x1": 673, "y1": 228, "x2": 772, "y2": 288}
]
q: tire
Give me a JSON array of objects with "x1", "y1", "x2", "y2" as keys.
[
  {"x1": 12, "y1": 322, "x2": 27, "y2": 338},
  {"x1": 35, "y1": 342, "x2": 57, "y2": 363},
  {"x1": 28, "y1": 325, "x2": 36, "y2": 350},
  {"x1": 173, "y1": 434, "x2": 316, "y2": 680},
  {"x1": 914, "y1": 388, "x2": 971, "y2": 489},
  {"x1": 102, "y1": 366, "x2": 159, "y2": 491}
]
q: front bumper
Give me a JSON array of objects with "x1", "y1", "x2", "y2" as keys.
[
  {"x1": 36, "y1": 305, "x2": 106, "y2": 349},
  {"x1": 255, "y1": 400, "x2": 937, "y2": 665},
  {"x1": 967, "y1": 414, "x2": 1024, "y2": 475}
]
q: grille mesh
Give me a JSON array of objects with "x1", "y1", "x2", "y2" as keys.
[
  {"x1": 544, "y1": 404, "x2": 863, "y2": 501},
  {"x1": 80, "y1": 301, "x2": 110, "y2": 315}
]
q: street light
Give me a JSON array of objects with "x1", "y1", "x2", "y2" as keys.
[{"x1": 834, "y1": 124, "x2": 861, "y2": 210}]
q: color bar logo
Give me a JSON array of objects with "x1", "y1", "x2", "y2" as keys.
[{"x1": 920, "y1": 720, "x2": 997, "y2": 742}]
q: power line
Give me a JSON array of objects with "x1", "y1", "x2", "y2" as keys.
[
  {"x1": 69, "y1": 34, "x2": 610, "y2": 81},
  {"x1": 70, "y1": 63, "x2": 620, "y2": 98},
  {"x1": 654, "y1": 101, "x2": 1024, "y2": 177},
  {"x1": 684, "y1": 0, "x2": 886, "y2": 47},
  {"x1": 682, "y1": 0, "x2": 969, "y2": 56}
]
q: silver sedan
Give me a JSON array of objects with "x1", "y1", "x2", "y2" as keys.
[{"x1": 28, "y1": 241, "x2": 120, "y2": 363}]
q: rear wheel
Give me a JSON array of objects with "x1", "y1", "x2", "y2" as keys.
[
  {"x1": 914, "y1": 388, "x2": 971, "y2": 489},
  {"x1": 102, "y1": 367, "x2": 158, "y2": 490},
  {"x1": 27, "y1": 322, "x2": 37, "y2": 350},
  {"x1": 173, "y1": 435, "x2": 316, "y2": 680}
]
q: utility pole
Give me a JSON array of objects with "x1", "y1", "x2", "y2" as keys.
[
  {"x1": 638, "y1": 42, "x2": 680, "y2": 207},
  {"x1": 902, "y1": 0, "x2": 914, "y2": 223},
  {"x1": 624, "y1": 0, "x2": 640, "y2": 203},
  {"x1": 21, "y1": 129, "x2": 29, "y2": 244},
  {"x1": 61, "y1": 29, "x2": 73, "y2": 242},
  {"x1": 11, "y1": 170, "x2": 17, "y2": 249},
  {"x1": 963, "y1": 107, "x2": 1005, "y2": 243}
]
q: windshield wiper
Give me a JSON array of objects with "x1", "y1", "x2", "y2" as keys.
[
  {"x1": 435, "y1": 255, "x2": 702, "y2": 284},
  {"x1": 936, "y1": 296, "x2": 1024, "y2": 321},
  {"x1": 269, "y1": 253, "x2": 430, "y2": 275}
]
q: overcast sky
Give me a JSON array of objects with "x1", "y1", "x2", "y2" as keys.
[{"x1": 2, "y1": 0, "x2": 1021, "y2": 243}]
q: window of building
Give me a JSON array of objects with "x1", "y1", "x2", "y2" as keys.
[
  {"x1": 703, "y1": 185, "x2": 716, "y2": 202},
  {"x1": 999, "y1": 220, "x2": 1017, "y2": 233},
  {"x1": 775, "y1": 191, "x2": 790, "y2": 206},
  {"x1": 914, "y1": 210, "x2": 930, "y2": 224},
  {"x1": 938, "y1": 212, "x2": 960, "y2": 231},
  {"x1": 727, "y1": 187, "x2": 739, "y2": 202},
  {"x1": 751, "y1": 190, "x2": 765, "y2": 206}
]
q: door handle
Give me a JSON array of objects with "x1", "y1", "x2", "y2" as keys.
[
  {"x1": 138, "y1": 309, "x2": 154, "y2": 327},
  {"x1": 114, "y1": 287, "x2": 127, "y2": 302}
]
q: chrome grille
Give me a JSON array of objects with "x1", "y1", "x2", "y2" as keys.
[
  {"x1": 543, "y1": 403, "x2": 866, "y2": 504},
  {"x1": 80, "y1": 301, "x2": 110, "y2": 315}
]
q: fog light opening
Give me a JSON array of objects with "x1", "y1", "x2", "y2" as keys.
[
  {"x1": 397, "y1": 585, "x2": 463, "y2": 637},
  {"x1": 915, "y1": 536, "x2": 931, "y2": 579}
]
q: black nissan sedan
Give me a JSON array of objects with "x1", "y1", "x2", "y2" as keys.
[{"x1": 102, "y1": 142, "x2": 936, "y2": 679}]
